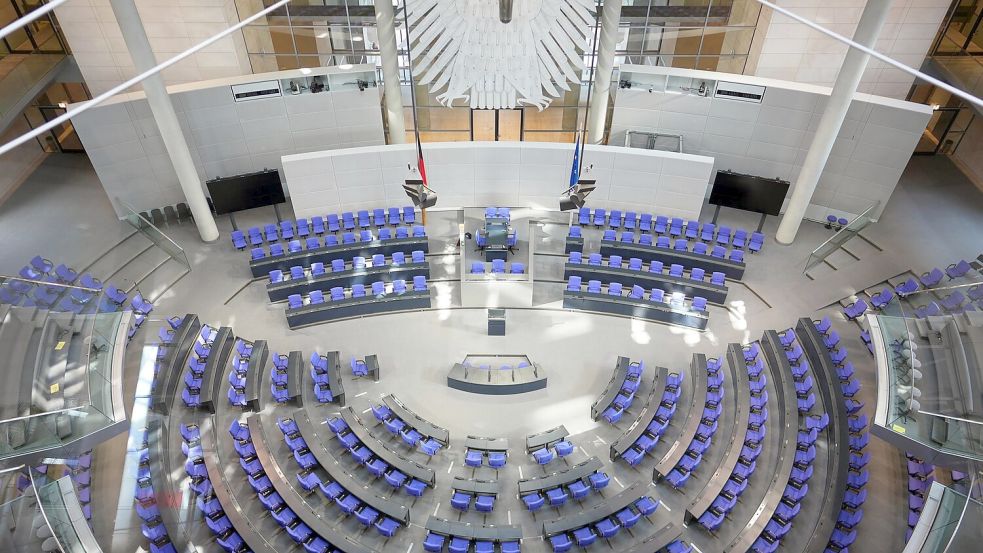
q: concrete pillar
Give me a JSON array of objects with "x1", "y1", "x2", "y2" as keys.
[
  {"x1": 775, "y1": 0, "x2": 891, "y2": 245},
  {"x1": 587, "y1": 0, "x2": 623, "y2": 145},
  {"x1": 108, "y1": 0, "x2": 219, "y2": 242},
  {"x1": 375, "y1": 0, "x2": 407, "y2": 144}
]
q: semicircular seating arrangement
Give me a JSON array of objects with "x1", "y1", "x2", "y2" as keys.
[{"x1": 133, "y1": 297, "x2": 876, "y2": 553}]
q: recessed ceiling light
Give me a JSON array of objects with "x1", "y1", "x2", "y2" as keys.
[
  {"x1": 352, "y1": 36, "x2": 363, "y2": 42},
  {"x1": 339, "y1": 64, "x2": 353, "y2": 70},
  {"x1": 300, "y1": 68, "x2": 312, "y2": 74},
  {"x1": 316, "y1": 32, "x2": 328, "y2": 39}
]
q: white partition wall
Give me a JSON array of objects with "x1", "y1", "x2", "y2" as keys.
[
  {"x1": 70, "y1": 66, "x2": 385, "y2": 217},
  {"x1": 281, "y1": 142, "x2": 714, "y2": 220},
  {"x1": 611, "y1": 65, "x2": 933, "y2": 220}
]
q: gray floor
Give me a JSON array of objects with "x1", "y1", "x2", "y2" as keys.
[{"x1": 2, "y1": 153, "x2": 982, "y2": 553}]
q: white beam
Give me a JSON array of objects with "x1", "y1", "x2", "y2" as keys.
[
  {"x1": 753, "y1": 0, "x2": 983, "y2": 109},
  {"x1": 0, "y1": 0, "x2": 292, "y2": 156},
  {"x1": 0, "y1": 0, "x2": 67, "y2": 42}
]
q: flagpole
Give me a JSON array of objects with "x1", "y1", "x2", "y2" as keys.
[
  {"x1": 579, "y1": 2, "x2": 602, "y2": 175},
  {"x1": 401, "y1": 0, "x2": 427, "y2": 226}
]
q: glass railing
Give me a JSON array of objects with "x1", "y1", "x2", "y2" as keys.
[
  {"x1": 804, "y1": 202, "x2": 880, "y2": 272},
  {"x1": 0, "y1": 468, "x2": 51, "y2": 552},
  {"x1": 0, "y1": 276, "x2": 129, "y2": 462},
  {"x1": 871, "y1": 281, "x2": 983, "y2": 462},
  {"x1": 906, "y1": 477, "x2": 983, "y2": 553},
  {"x1": 117, "y1": 198, "x2": 190, "y2": 270},
  {"x1": 36, "y1": 476, "x2": 102, "y2": 553}
]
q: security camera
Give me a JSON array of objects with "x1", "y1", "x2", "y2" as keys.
[{"x1": 648, "y1": 86, "x2": 653, "y2": 93}]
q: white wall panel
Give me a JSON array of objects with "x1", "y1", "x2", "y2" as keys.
[
  {"x1": 611, "y1": 66, "x2": 931, "y2": 220},
  {"x1": 71, "y1": 67, "x2": 385, "y2": 217},
  {"x1": 281, "y1": 143, "x2": 714, "y2": 220}
]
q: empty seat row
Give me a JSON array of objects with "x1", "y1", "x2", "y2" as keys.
[
  {"x1": 484, "y1": 207, "x2": 511, "y2": 220},
  {"x1": 270, "y1": 352, "x2": 292, "y2": 403},
  {"x1": 424, "y1": 532, "x2": 518, "y2": 553},
  {"x1": 905, "y1": 452, "x2": 935, "y2": 542},
  {"x1": 231, "y1": 421, "x2": 349, "y2": 551},
  {"x1": 249, "y1": 226, "x2": 426, "y2": 260},
  {"x1": 371, "y1": 403, "x2": 444, "y2": 456},
  {"x1": 276, "y1": 418, "x2": 403, "y2": 537},
  {"x1": 470, "y1": 260, "x2": 525, "y2": 274},
  {"x1": 665, "y1": 362, "x2": 720, "y2": 487},
  {"x1": 309, "y1": 353, "x2": 338, "y2": 404},
  {"x1": 569, "y1": 251, "x2": 726, "y2": 287},
  {"x1": 547, "y1": 495, "x2": 659, "y2": 552},
  {"x1": 599, "y1": 360, "x2": 645, "y2": 424},
  {"x1": 270, "y1": 251, "x2": 426, "y2": 284},
  {"x1": 576, "y1": 209, "x2": 763, "y2": 251},
  {"x1": 181, "y1": 325, "x2": 218, "y2": 408},
  {"x1": 134, "y1": 443, "x2": 178, "y2": 553},
  {"x1": 325, "y1": 415, "x2": 430, "y2": 497},
  {"x1": 813, "y1": 319, "x2": 871, "y2": 553},
  {"x1": 779, "y1": 329, "x2": 818, "y2": 414},
  {"x1": 286, "y1": 276, "x2": 428, "y2": 310},
  {"x1": 227, "y1": 339, "x2": 254, "y2": 408},
  {"x1": 529, "y1": 439, "x2": 576, "y2": 468},
  {"x1": 566, "y1": 276, "x2": 708, "y2": 313},
  {"x1": 232, "y1": 207, "x2": 417, "y2": 248},
  {"x1": 451, "y1": 489, "x2": 496, "y2": 513},
  {"x1": 522, "y1": 468, "x2": 609, "y2": 512},
  {"x1": 915, "y1": 259, "x2": 977, "y2": 289},
  {"x1": 464, "y1": 448, "x2": 508, "y2": 469},
  {"x1": 623, "y1": 372, "x2": 683, "y2": 467},
  {"x1": 695, "y1": 346, "x2": 769, "y2": 532},
  {"x1": 179, "y1": 426, "x2": 250, "y2": 552},
  {"x1": 3, "y1": 256, "x2": 152, "y2": 327}
]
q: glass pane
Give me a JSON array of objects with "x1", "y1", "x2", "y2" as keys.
[{"x1": 709, "y1": 0, "x2": 762, "y2": 27}]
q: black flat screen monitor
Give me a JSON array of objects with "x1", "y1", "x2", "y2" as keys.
[
  {"x1": 709, "y1": 171, "x2": 789, "y2": 216},
  {"x1": 206, "y1": 169, "x2": 285, "y2": 215}
]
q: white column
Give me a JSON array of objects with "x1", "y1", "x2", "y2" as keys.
[
  {"x1": 587, "y1": 0, "x2": 623, "y2": 145},
  {"x1": 108, "y1": 0, "x2": 219, "y2": 242},
  {"x1": 376, "y1": 0, "x2": 407, "y2": 144},
  {"x1": 775, "y1": 0, "x2": 891, "y2": 245}
]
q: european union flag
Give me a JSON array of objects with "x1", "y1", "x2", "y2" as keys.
[{"x1": 569, "y1": 133, "x2": 581, "y2": 187}]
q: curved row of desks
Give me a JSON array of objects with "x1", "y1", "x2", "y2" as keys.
[
  {"x1": 653, "y1": 355, "x2": 707, "y2": 476},
  {"x1": 592, "y1": 356, "x2": 632, "y2": 421},
  {"x1": 564, "y1": 263, "x2": 729, "y2": 305},
  {"x1": 425, "y1": 516, "x2": 522, "y2": 543},
  {"x1": 796, "y1": 318, "x2": 851, "y2": 553},
  {"x1": 562, "y1": 289, "x2": 709, "y2": 330},
  {"x1": 292, "y1": 408, "x2": 410, "y2": 524},
  {"x1": 382, "y1": 394, "x2": 449, "y2": 444},
  {"x1": 446, "y1": 363, "x2": 547, "y2": 395},
  {"x1": 285, "y1": 290, "x2": 432, "y2": 329},
  {"x1": 723, "y1": 332, "x2": 799, "y2": 552},
  {"x1": 153, "y1": 314, "x2": 201, "y2": 416},
  {"x1": 526, "y1": 426, "x2": 569, "y2": 453},
  {"x1": 686, "y1": 344, "x2": 750, "y2": 520},
  {"x1": 339, "y1": 407, "x2": 436, "y2": 487},
  {"x1": 249, "y1": 237, "x2": 429, "y2": 277},
  {"x1": 246, "y1": 413, "x2": 377, "y2": 553},
  {"x1": 198, "y1": 414, "x2": 278, "y2": 552},
  {"x1": 199, "y1": 326, "x2": 234, "y2": 413},
  {"x1": 599, "y1": 238, "x2": 746, "y2": 280},
  {"x1": 542, "y1": 482, "x2": 683, "y2": 553},
  {"x1": 608, "y1": 366, "x2": 668, "y2": 461},
  {"x1": 518, "y1": 457, "x2": 603, "y2": 494},
  {"x1": 242, "y1": 340, "x2": 269, "y2": 411},
  {"x1": 267, "y1": 262, "x2": 430, "y2": 302}
]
